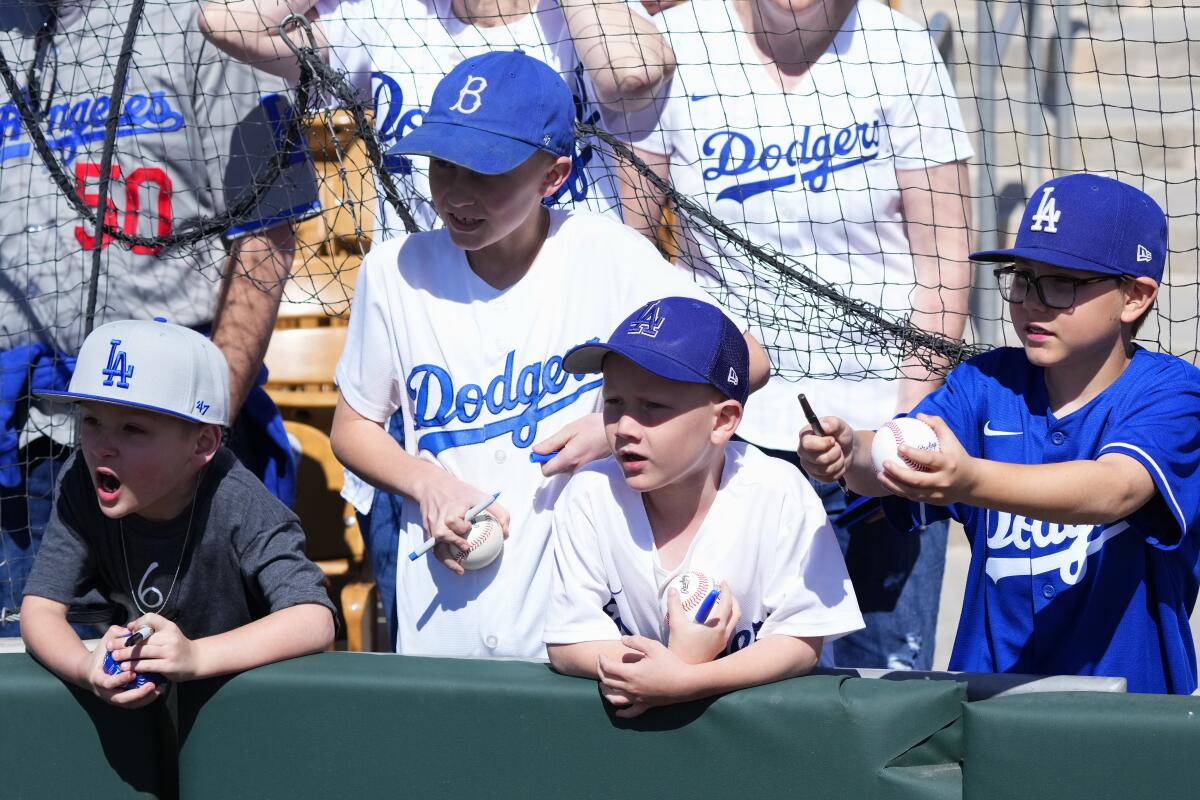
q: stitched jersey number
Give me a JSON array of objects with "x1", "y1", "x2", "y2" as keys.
[{"x1": 74, "y1": 161, "x2": 173, "y2": 254}]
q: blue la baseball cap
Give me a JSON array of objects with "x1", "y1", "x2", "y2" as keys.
[
  {"x1": 971, "y1": 173, "x2": 1167, "y2": 281},
  {"x1": 563, "y1": 297, "x2": 750, "y2": 405},
  {"x1": 387, "y1": 50, "x2": 575, "y2": 175}
]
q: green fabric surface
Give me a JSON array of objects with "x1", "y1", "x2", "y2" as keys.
[
  {"x1": 175, "y1": 652, "x2": 965, "y2": 800},
  {"x1": 0, "y1": 652, "x2": 169, "y2": 799},
  {"x1": 963, "y1": 691, "x2": 1200, "y2": 800}
]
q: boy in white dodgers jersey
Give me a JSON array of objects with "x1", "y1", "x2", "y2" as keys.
[
  {"x1": 546, "y1": 297, "x2": 862, "y2": 716},
  {"x1": 330, "y1": 52, "x2": 769, "y2": 659},
  {"x1": 799, "y1": 174, "x2": 1200, "y2": 694},
  {"x1": 21, "y1": 319, "x2": 335, "y2": 709}
]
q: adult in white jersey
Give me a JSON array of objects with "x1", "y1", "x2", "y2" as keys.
[
  {"x1": 330, "y1": 52, "x2": 768, "y2": 658},
  {"x1": 613, "y1": 0, "x2": 973, "y2": 669},
  {"x1": 201, "y1": 0, "x2": 676, "y2": 235},
  {"x1": 0, "y1": 0, "x2": 319, "y2": 636}
]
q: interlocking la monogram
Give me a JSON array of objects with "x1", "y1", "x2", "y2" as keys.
[
  {"x1": 1029, "y1": 186, "x2": 1061, "y2": 233},
  {"x1": 101, "y1": 339, "x2": 135, "y2": 389}
]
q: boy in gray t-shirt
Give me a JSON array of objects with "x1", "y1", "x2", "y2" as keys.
[{"x1": 21, "y1": 319, "x2": 334, "y2": 709}]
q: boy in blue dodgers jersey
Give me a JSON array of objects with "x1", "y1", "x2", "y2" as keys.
[
  {"x1": 21, "y1": 319, "x2": 335, "y2": 708},
  {"x1": 331, "y1": 52, "x2": 769, "y2": 659},
  {"x1": 798, "y1": 174, "x2": 1200, "y2": 694},
  {"x1": 546, "y1": 298, "x2": 862, "y2": 716}
]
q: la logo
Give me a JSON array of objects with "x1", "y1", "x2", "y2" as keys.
[
  {"x1": 101, "y1": 339, "x2": 134, "y2": 389},
  {"x1": 450, "y1": 75, "x2": 488, "y2": 115},
  {"x1": 627, "y1": 301, "x2": 665, "y2": 338},
  {"x1": 1029, "y1": 186, "x2": 1061, "y2": 233}
]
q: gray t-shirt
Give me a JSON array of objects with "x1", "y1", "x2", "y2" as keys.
[{"x1": 24, "y1": 447, "x2": 335, "y2": 638}]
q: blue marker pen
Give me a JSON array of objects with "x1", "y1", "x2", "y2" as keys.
[
  {"x1": 529, "y1": 451, "x2": 559, "y2": 464},
  {"x1": 694, "y1": 589, "x2": 721, "y2": 623},
  {"x1": 408, "y1": 491, "x2": 501, "y2": 561}
]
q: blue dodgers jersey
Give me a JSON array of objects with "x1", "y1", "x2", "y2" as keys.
[{"x1": 884, "y1": 346, "x2": 1200, "y2": 693}]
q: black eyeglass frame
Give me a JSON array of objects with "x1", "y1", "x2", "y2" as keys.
[{"x1": 992, "y1": 266, "x2": 1125, "y2": 310}]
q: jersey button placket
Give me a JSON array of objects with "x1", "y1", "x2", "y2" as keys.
[
  {"x1": 1041, "y1": 583, "x2": 1056, "y2": 599},
  {"x1": 1050, "y1": 431, "x2": 1066, "y2": 445}
]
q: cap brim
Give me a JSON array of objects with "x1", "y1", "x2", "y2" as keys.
[
  {"x1": 388, "y1": 121, "x2": 539, "y2": 176},
  {"x1": 563, "y1": 342, "x2": 713, "y2": 388},
  {"x1": 970, "y1": 245, "x2": 1124, "y2": 276},
  {"x1": 35, "y1": 390, "x2": 225, "y2": 426}
]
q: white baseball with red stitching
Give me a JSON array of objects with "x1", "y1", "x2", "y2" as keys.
[
  {"x1": 663, "y1": 570, "x2": 714, "y2": 627},
  {"x1": 871, "y1": 418, "x2": 940, "y2": 473},
  {"x1": 451, "y1": 513, "x2": 504, "y2": 570}
]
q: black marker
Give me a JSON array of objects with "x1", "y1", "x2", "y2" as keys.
[
  {"x1": 798, "y1": 394, "x2": 851, "y2": 499},
  {"x1": 124, "y1": 625, "x2": 153, "y2": 647}
]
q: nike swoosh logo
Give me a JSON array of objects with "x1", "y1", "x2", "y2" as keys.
[
  {"x1": 983, "y1": 421, "x2": 1022, "y2": 437},
  {"x1": 689, "y1": 94, "x2": 715, "y2": 102}
]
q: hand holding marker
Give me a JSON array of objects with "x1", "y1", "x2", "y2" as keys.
[
  {"x1": 798, "y1": 394, "x2": 851, "y2": 500},
  {"x1": 408, "y1": 492, "x2": 501, "y2": 561}
]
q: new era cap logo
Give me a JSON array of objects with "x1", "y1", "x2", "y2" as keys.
[
  {"x1": 627, "y1": 301, "x2": 665, "y2": 338},
  {"x1": 1029, "y1": 187, "x2": 1061, "y2": 234},
  {"x1": 1137, "y1": 244, "x2": 1152, "y2": 262},
  {"x1": 101, "y1": 339, "x2": 134, "y2": 389},
  {"x1": 727, "y1": 367, "x2": 739, "y2": 386},
  {"x1": 450, "y1": 76, "x2": 488, "y2": 114}
]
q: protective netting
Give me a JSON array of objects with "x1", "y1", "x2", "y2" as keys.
[{"x1": 1, "y1": 0, "x2": 1197, "y2": 625}]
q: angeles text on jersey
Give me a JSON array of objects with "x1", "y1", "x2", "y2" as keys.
[
  {"x1": 983, "y1": 509, "x2": 1129, "y2": 586},
  {"x1": 0, "y1": 89, "x2": 185, "y2": 166},
  {"x1": 407, "y1": 348, "x2": 602, "y2": 456},
  {"x1": 701, "y1": 118, "x2": 882, "y2": 203},
  {"x1": 371, "y1": 68, "x2": 598, "y2": 205}
]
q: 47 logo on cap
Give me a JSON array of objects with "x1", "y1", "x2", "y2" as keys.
[{"x1": 101, "y1": 339, "x2": 134, "y2": 389}]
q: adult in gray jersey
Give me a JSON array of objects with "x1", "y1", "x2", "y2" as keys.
[{"x1": 0, "y1": 0, "x2": 320, "y2": 636}]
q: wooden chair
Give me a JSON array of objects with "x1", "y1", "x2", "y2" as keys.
[
  {"x1": 262, "y1": 325, "x2": 346, "y2": 430},
  {"x1": 285, "y1": 420, "x2": 376, "y2": 652}
]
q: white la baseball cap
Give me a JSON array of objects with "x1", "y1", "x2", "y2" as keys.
[{"x1": 39, "y1": 318, "x2": 230, "y2": 426}]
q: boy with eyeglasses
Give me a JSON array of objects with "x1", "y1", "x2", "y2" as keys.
[{"x1": 797, "y1": 174, "x2": 1200, "y2": 693}]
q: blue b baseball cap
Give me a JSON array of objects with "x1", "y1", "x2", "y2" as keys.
[
  {"x1": 971, "y1": 173, "x2": 1167, "y2": 281},
  {"x1": 563, "y1": 297, "x2": 750, "y2": 405},
  {"x1": 387, "y1": 50, "x2": 575, "y2": 175}
]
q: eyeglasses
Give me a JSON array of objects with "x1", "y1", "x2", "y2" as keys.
[{"x1": 993, "y1": 267, "x2": 1123, "y2": 310}]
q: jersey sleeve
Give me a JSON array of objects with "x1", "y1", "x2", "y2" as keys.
[
  {"x1": 758, "y1": 469, "x2": 865, "y2": 640},
  {"x1": 314, "y1": 0, "x2": 378, "y2": 101},
  {"x1": 883, "y1": 28, "x2": 974, "y2": 170},
  {"x1": 544, "y1": 476, "x2": 623, "y2": 645},
  {"x1": 21, "y1": 455, "x2": 100, "y2": 607},
  {"x1": 1099, "y1": 361, "x2": 1200, "y2": 548},
  {"x1": 187, "y1": 21, "x2": 320, "y2": 238},
  {"x1": 333, "y1": 243, "x2": 407, "y2": 423}
]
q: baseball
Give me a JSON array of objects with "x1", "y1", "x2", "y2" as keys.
[
  {"x1": 663, "y1": 570, "x2": 717, "y2": 626},
  {"x1": 449, "y1": 513, "x2": 504, "y2": 570},
  {"x1": 872, "y1": 417, "x2": 940, "y2": 473}
]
